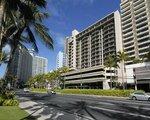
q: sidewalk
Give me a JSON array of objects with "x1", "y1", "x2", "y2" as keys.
[{"x1": 19, "y1": 97, "x2": 53, "y2": 120}]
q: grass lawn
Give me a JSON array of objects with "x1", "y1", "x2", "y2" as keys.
[
  {"x1": 31, "y1": 88, "x2": 47, "y2": 93},
  {"x1": 0, "y1": 106, "x2": 29, "y2": 120}
]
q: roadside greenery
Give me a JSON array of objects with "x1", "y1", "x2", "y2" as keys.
[
  {"x1": 58, "y1": 89, "x2": 135, "y2": 97},
  {"x1": 0, "y1": 51, "x2": 8, "y2": 66},
  {"x1": 0, "y1": 0, "x2": 53, "y2": 89},
  {"x1": 31, "y1": 88, "x2": 47, "y2": 93},
  {"x1": 0, "y1": 90, "x2": 19, "y2": 106},
  {"x1": 0, "y1": 106, "x2": 29, "y2": 120},
  {"x1": 28, "y1": 67, "x2": 70, "y2": 89}
]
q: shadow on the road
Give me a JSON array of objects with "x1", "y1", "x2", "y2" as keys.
[
  {"x1": 19, "y1": 93, "x2": 150, "y2": 120},
  {"x1": 113, "y1": 102, "x2": 150, "y2": 116},
  {"x1": 20, "y1": 106, "x2": 42, "y2": 120},
  {"x1": 20, "y1": 115, "x2": 38, "y2": 120}
]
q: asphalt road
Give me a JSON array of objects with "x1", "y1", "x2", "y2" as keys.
[{"x1": 17, "y1": 91, "x2": 150, "y2": 120}]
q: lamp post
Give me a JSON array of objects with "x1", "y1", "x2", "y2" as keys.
[
  {"x1": 80, "y1": 69, "x2": 82, "y2": 89},
  {"x1": 133, "y1": 68, "x2": 137, "y2": 90},
  {"x1": 80, "y1": 64, "x2": 86, "y2": 89}
]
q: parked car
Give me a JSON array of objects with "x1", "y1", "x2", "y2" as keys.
[
  {"x1": 23, "y1": 88, "x2": 30, "y2": 92},
  {"x1": 129, "y1": 91, "x2": 150, "y2": 101}
]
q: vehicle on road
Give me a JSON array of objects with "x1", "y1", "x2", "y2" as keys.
[
  {"x1": 23, "y1": 88, "x2": 30, "y2": 92},
  {"x1": 129, "y1": 91, "x2": 150, "y2": 101},
  {"x1": 47, "y1": 90, "x2": 56, "y2": 95}
]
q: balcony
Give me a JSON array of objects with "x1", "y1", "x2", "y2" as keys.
[
  {"x1": 133, "y1": 1, "x2": 145, "y2": 11},
  {"x1": 134, "y1": 7, "x2": 146, "y2": 16}
]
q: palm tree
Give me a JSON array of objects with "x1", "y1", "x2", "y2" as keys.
[
  {"x1": 144, "y1": 51, "x2": 150, "y2": 62},
  {"x1": 2, "y1": 2, "x2": 53, "y2": 78},
  {"x1": 0, "y1": 51, "x2": 8, "y2": 66},
  {"x1": 117, "y1": 51, "x2": 129, "y2": 89},
  {"x1": 132, "y1": 57, "x2": 143, "y2": 64},
  {"x1": 0, "y1": 0, "x2": 47, "y2": 49},
  {"x1": 58, "y1": 67, "x2": 70, "y2": 89},
  {"x1": 104, "y1": 54, "x2": 118, "y2": 89}
]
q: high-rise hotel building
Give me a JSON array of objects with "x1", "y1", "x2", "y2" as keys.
[
  {"x1": 121, "y1": 0, "x2": 150, "y2": 91},
  {"x1": 9, "y1": 47, "x2": 32, "y2": 83},
  {"x1": 64, "y1": 11, "x2": 123, "y2": 89},
  {"x1": 56, "y1": 51, "x2": 67, "y2": 69},
  {"x1": 121, "y1": 0, "x2": 150, "y2": 64},
  {"x1": 32, "y1": 55, "x2": 48, "y2": 76}
]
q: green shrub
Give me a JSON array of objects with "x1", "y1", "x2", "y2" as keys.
[
  {"x1": 0, "y1": 97, "x2": 4, "y2": 106},
  {"x1": 60, "y1": 89, "x2": 135, "y2": 97},
  {"x1": 2, "y1": 99, "x2": 19, "y2": 106},
  {"x1": 1, "y1": 91, "x2": 15, "y2": 99},
  {"x1": 31, "y1": 88, "x2": 47, "y2": 93}
]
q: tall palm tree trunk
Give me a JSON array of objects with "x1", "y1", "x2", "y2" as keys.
[
  {"x1": 121, "y1": 61, "x2": 125, "y2": 90},
  {"x1": 0, "y1": 1, "x2": 4, "y2": 49},
  {"x1": 110, "y1": 68, "x2": 112, "y2": 89}
]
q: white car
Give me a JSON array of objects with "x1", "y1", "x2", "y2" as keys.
[
  {"x1": 129, "y1": 91, "x2": 150, "y2": 101},
  {"x1": 23, "y1": 88, "x2": 30, "y2": 92}
]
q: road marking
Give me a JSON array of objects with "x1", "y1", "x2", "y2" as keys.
[{"x1": 89, "y1": 106, "x2": 150, "y2": 119}]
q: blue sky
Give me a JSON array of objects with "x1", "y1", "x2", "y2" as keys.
[{"x1": 0, "y1": 0, "x2": 120, "y2": 77}]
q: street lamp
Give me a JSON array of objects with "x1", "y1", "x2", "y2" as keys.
[
  {"x1": 80, "y1": 64, "x2": 86, "y2": 89},
  {"x1": 133, "y1": 68, "x2": 137, "y2": 90}
]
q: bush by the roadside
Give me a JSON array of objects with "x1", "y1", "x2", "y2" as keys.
[
  {"x1": 0, "y1": 97, "x2": 19, "y2": 106},
  {"x1": 31, "y1": 88, "x2": 47, "y2": 93},
  {"x1": 0, "y1": 97, "x2": 4, "y2": 106},
  {"x1": 0, "y1": 90, "x2": 19, "y2": 106},
  {"x1": 2, "y1": 99, "x2": 19, "y2": 106},
  {"x1": 59, "y1": 89, "x2": 135, "y2": 97},
  {"x1": 1, "y1": 90, "x2": 15, "y2": 99}
]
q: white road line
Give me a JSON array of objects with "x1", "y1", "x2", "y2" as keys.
[{"x1": 89, "y1": 106, "x2": 150, "y2": 119}]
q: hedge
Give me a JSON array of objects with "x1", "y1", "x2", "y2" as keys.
[
  {"x1": 59, "y1": 89, "x2": 135, "y2": 97},
  {"x1": 31, "y1": 88, "x2": 47, "y2": 93}
]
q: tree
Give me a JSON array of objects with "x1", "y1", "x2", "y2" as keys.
[
  {"x1": 132, "y1": 57, "x2": 143, "y2": 64},
  {"x1": 104, "y1": 54, "x2": 118, "y2": 89},
  {"x1": 1, "y1": 1, "x2": 53, "y2": 79},
  {"x1": 0, "y1": 51, "x2": 8, "y2": 66},
  {"x1": 144, "y1": 51, "x2": 150, "y2": 62},
  {"x1": 58, "y1": 67, "x2": 70, "y2": 89},
  {"x1": 117, "y1": 51, "x2": 129, "y2": 89},
  {"x1": 0, "y1": 0, "x2": 47, "y2": 49}
]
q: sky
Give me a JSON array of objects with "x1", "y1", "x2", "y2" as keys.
[{"x1": 0, "y1": 0, "x2": 120, "y2": 77}]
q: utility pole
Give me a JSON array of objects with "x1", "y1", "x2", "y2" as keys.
[{"x1": 133, "y1": 68, "x2": 137, "y2": 90}]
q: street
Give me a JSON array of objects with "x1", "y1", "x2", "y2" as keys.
[{"x1": 17, "y1": 91, "x2": 150, "y2": 120}]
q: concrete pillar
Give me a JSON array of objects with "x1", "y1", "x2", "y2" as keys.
[{"x1": 103, "y1": 80, "x2": 110, "y2": 90}]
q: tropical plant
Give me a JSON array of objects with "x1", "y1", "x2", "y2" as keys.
[
  {"x1": 0, "y1": 51, "x2": 8, "y2": 66},
  {"x1": 58, "y1": 67, "x2": 70, "y2": 89},
  {"x1": 117, "y1": 51, "x2": 129, "y2": 89},
  {"x1": 132, "y1": 57, "x2": 143, "y2": 64},
  {"x1": 0, "y1": 0, "x2": 47, "y2": 49},
  {"x1": 104, "y1": 54, "x2": 119, "y2": 89},
  {"x1": 144, "y1": 51, "x2": 150, "y2": 62},
  {"x1": 27, "y1": 67, "x2": 70, "y2": 89},
  {"x1": 0, "y1": 1, "x2": 53, "y2": 80}
]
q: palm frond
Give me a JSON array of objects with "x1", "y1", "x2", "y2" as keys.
[
  {"x1": 28, "y1": 0, "x2": 47, "y2": 8},
  {"x1": 34, "y1": 12, "x2": 49, "y2": 22},
  {"x1": 34, "y1": 23, "x2": 53, "y2": 50},
  {"x1": 26, "y1": 26, "x2": 38, "y2": 52}
]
